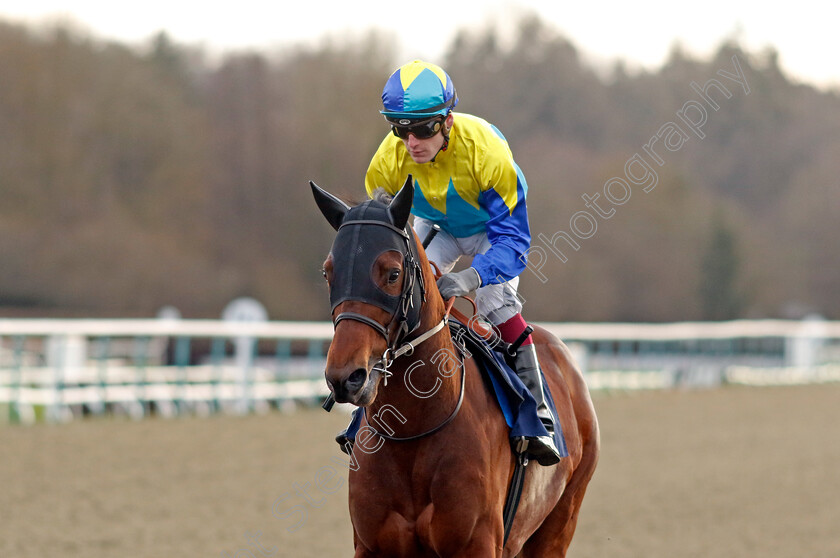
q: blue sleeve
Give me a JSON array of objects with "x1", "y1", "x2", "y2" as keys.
[{"x1": 471, "y1": 168, "x2": 531, "y2": 285}]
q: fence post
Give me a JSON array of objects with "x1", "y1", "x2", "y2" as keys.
[
  {"x1": 174, "y1": 336, "x2": 191, "y2": 416},
  {"x1": 222, "y1": 298, "x2": 268, "y2": 415},
  {"x1": 786, "y1": 314, "x2": 827, "y2": 371}
]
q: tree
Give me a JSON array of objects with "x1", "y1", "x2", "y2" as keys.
[{"x1": 699, "y1": 214, "x2": 744, "y2": 320}]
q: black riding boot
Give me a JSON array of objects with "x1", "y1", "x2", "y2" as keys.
[
  {"x1": 514, "y1": 343, "x2": 562, "y2": 466},
  {"x1": 335, "y1": 427, "x2": 353, "y2": 455},
  {"x1": 335, "y1": 408, "x2": 363, "y2": 455}
]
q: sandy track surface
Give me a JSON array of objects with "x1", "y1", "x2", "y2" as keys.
[{"x1": 1, "y1": 384, "x2": 838, "y2": 557}]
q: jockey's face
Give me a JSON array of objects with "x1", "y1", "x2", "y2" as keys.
[{"x1": 401, "y1": 113, "x2": 453, "y2": 164}]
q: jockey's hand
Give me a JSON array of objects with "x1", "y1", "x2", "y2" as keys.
[{"x1": 437, "y1": 268, "x2": 481, "y2": 300}]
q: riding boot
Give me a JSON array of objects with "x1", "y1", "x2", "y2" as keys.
[
  {"x1": 335, "y1": 408, "x2": 363, "y2": 456},
  {"x1": 335, "y1": 427, "x2": 352, "y2": 455},
  {"x1": 514, "y1": 343, "x2": 562, "y2": 466}
]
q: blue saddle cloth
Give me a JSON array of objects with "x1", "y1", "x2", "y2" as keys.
[{"x1": 343, "y1": 320, "x2": 568, "y2": 458}]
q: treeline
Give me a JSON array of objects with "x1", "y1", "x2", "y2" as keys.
[{"x1": 0, "y1": 16, "x2": 838, "y2": 322}]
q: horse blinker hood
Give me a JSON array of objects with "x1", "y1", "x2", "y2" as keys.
[{"x1": 311, "y1": 177, "x2": 425, "y2": 347}]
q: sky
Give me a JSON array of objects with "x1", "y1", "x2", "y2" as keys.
[{"x1": 2, "y1": 0, "x2": 837, "y2": 89}]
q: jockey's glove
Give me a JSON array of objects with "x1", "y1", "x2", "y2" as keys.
[{"x1": 436, "y1": 267, "x2": 481, "y2": 300}]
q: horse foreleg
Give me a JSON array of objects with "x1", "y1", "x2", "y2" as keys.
[
  {"x1": 455, "y1": 537, "x2": 504, "y2": 558},
  {"x1": 419, "y1": 501, "x2": 505, "y2": 558},
  {"x1": 352, "y1": 531, "x2": 375, "y2": 558}
]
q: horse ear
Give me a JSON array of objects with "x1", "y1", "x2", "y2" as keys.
[
  {"x1": 388, "y1": 175, "x2": 414, "y2": 230},
  {"x1": 310, "y1": 181, "x2": 349, "y2": 231}
]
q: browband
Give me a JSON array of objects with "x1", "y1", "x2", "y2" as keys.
[{"x1": 338, "y1": 219, "x2": 408, "y2": 238}]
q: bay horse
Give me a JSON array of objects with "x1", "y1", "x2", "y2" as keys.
[{"x1": 312, "y1": 176, "x2": 599, "y2": 557}]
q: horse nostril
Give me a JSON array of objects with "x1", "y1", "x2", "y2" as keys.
[
  {"x1": 345, "y1": 368, "x2": 368, "y2": 393},
  {"x1": 327, "y1": 376, "x2": 342, "y2": 396}
]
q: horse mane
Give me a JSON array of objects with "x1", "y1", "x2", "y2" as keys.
[
  {"x1": 329, "y1": 188, "x2": 392, "y2": 208},
  {"x1": 370, "y1": 187, "x2": 394, "y2": 205}
]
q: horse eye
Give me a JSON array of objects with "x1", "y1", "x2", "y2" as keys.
[
  {"x1": 388, "y1": 269, "x2": 401, "y2": 284},
  {"x1": 321, "y1": 268, "x2": 328, "y2": 281}
]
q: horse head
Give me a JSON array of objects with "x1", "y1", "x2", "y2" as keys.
[{"x1": 311, "y1": 176, "x2": 441, "y2": 406}]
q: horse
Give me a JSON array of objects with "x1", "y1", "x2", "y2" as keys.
[{"x1": 311, "y1": 176, "x2": 599, "y2": 557}]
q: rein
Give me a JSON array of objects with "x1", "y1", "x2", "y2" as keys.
[
  {"x1": 381, "y1": 296, "x2": 454, "y2": 366},
  {"x1": 364, "y1": 328, "x2": 466, "y2": 442},
  {"x1": 359, "y1": 273, "x2": 473, "y2": 442}
]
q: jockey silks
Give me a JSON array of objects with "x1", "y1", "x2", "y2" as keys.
[{"x1": 365, "y1": 113, "x2": 531, "y2": 286}]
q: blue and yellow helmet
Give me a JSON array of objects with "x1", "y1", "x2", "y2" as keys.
[{"x1": 380, "y1": 60, "x2": 458, "y2": 121}]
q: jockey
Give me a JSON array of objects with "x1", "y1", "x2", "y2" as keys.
[{"x1": 362, "y1": 60, "x2": 561, "y2": 466}]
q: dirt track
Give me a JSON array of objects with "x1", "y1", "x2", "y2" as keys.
[{"x1": 1, "y1": 384, "x2": 839, "y2": 557}]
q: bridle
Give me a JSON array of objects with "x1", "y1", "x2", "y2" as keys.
[
  {"x1": 318, "y1": 186, "x2": 463, "y2": 441},
  {"x1": 329, "y1": 205, "x2": 447, "y2": 375}
]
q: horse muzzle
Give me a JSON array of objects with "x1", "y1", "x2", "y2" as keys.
[{"x1": 326, "y1": 362, "x2": 382, "y2": 406}]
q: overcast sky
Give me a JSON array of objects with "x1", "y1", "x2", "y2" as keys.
[{"x1": 2, "y1": 0, "x2": 837, "y2": 89}]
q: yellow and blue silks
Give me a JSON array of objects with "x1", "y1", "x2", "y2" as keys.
[{"x1": 365, "y1": 113, "x2": 532, "y2": 286}]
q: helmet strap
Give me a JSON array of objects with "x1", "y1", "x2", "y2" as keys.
[{"x1": 430, "y1": 115, "x2": 452, "y2": 162}]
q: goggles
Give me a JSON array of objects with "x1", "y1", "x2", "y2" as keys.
[{"x1": 388, "y1": 116, "x2": 445, "y2": 140}]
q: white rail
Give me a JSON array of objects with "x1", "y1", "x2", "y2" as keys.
[
  {"x1": 0, "y1": 319, "x2": 335, "y2": 339},
  {"x1": 1, "y1": 317, "x2": 837, "y2": 339},
  {"x1": 542, "y1": 319, "x2": 840, "y2": 341},
  {"x1": 0, "y1": 318, "x2": 837, "y2": 424}
]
